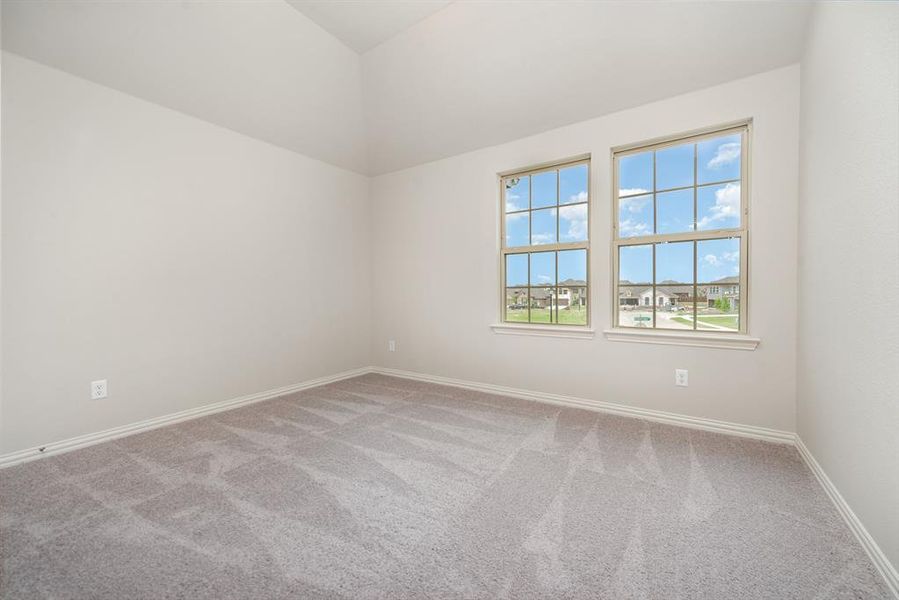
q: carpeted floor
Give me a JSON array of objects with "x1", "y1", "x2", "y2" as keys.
[{"x1": 0, "y1": 374, "x2": 890, "y2": 599}]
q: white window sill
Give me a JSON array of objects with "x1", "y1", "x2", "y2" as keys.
[
  {"x1": 490, "y1": 323, "x2": 595, "y2": 339},
  {"x1": 602, "y1": 328, "x2": 759, "y2": 350}
]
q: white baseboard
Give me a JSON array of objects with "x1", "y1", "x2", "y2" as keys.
[
  {"x1": 0, "y1": 366, "x2": 373, "y2": 469},
  {"x1": 371, "y1": 366, "x2": 795, "y2": 444},
  {"x1": 795, "y1": 436, "x2": 899, "y2": 598}
]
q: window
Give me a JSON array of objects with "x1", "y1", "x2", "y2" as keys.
[
  {"x1": 613, "y1": 123, "x2": 749, "y2": 333},
  {"x1": 501, "y1": 157, "x2": 590, "y2": 326}
]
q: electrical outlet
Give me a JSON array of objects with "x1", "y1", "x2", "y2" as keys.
[
  {"x1": 675, "y1": 369, "x2": 688, "y2": 387},
  {"x1": 91, "y1": 379, "x2": 108, "y2": 400},
  {"x1": 388, "y1": 340, "x2": 396, "y2": 352}
]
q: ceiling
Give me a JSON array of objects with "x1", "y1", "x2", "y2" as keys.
[
  {"x1": 1, "y1": 1, "x2": 813, "y2": 176},
  {"x1": 285, "y1": 0, "x2": 452, "y2": 53}
]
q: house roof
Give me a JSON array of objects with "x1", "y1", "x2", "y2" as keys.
[{"x1": 559, "y1": 279, "x2": 586, "y2": 288}]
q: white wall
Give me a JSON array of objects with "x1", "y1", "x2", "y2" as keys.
[
  {"x1": 0, "y1": 53, "x2": 371, "y2": 454},
  {"x1": 797, "y1": 2, "x2": 899, "y2": 570},
  {"x1": 2, "y1": 1, "x2": 368, "y2": 173},
  {"x1": 370, "y1": 66, "x2": 800, "y2": 432}
]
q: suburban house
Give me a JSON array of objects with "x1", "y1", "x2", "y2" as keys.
[
  {"x1": 509, "y1": 279, "x2": 586, "y2": 309},
  {"x1": 620, "y1": 278, "x2": 739, "y2": 311},
  {"x1": 703, "y1": 276, "x2": 740, "y2": 310},
  {"x1": 619, "y1": 280, "x2": 699, "y2": 308}
]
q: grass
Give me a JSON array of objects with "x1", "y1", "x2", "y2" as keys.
[
  {"x1": 505, "y1": 307, "x2": 587, "y2": 326},
  {"x1": 671, "y1": 315, "x2": 739, "y2": 330},
  {"x1": 697, "y1": 315, "x2": 739, "y2": 329}
]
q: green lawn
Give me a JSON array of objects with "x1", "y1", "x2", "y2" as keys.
[
  {"x1": 672, "y1": 315, "x2": 739, "y2": 330},
  {"x1": 505, "y1": 307, "x2": 587, "y2": 326},
  {"x1": 697, "y1": 315, "x2": 739, "y2": 329}
]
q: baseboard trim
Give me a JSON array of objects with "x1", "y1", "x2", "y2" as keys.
[
  {"x1": 371, "y1": 366, "x2": 795, "y2": 444},
  {"x1": 0, "y1": 366, "x2": 373, "y2": 469},
  {"x1": 795, "y1": 436, "x2": 899, "y2": 598}
]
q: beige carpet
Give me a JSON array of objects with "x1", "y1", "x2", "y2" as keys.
[{"x1": 0, "y1": 373, "x2": 890, "y2": 599}]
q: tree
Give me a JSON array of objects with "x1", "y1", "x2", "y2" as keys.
[{"x1": 714, "y1": 297, "x2": 731, "y2": 312}]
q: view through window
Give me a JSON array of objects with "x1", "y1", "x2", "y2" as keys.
[
  {"x1": 613, "y1": 123, "x2": 749, "y2": 333},
  {"x1": 501, "y1": 158, "x2": 590, "y2": 326}
]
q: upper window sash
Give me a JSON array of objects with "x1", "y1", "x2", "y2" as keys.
[{"x1": 613, "y1": 124, "x2": 749, "y2": 243}]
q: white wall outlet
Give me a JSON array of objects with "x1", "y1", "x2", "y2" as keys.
[
  {"x1": 675, "y1": 369, "x2": 688, "y2": 387},
  {"x1": 388, "y1": 340, "x2": 396, "y2": 352},
  {"x1": 91, "y1": 379, "x2": 108, "y2": 400}
]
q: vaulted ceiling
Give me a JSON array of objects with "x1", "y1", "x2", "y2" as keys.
[{"x1": 1, "y1": 1, "x2": 812, "y2": 175}]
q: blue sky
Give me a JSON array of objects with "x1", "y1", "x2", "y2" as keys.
[
  {"x1": 505, "y1": 164, "x2": 588, "y2": 247},
  {"x1": 504, "y1": 136, "x2": 742, "y2": 288},
  {"x1": 619, "y1": 237, "x2": 740, "y2": 285},
  {"x1": 506, "y1": 249, "x2": 586, "y2": 287},
  {"x1": 618, "y1": 133, "x2": 742, "y2": 238},
  {"x1": 617, "y1": 134, "x2": 742, "y2": 284}
]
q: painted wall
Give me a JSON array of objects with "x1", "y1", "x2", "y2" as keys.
[
  {"x1": 0, "y1": 53, "x2": 371, "y2": 454},
  {"x1": 370, "y1": 66, "x2": 800, "y2": 432},
  {"x1": 797, "y1": 2, "x2": 899, "y2": 570},
  {"x1": 2, "y1": 1, "x2": 368, "y2": 173}
]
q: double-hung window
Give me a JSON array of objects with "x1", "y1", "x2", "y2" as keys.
[
  {"x1": 501, "y1": 157, "x2": 590, "y2": 326},
  {"x1": 613, "y1": 122, "x2": 749, "y2": 333}
]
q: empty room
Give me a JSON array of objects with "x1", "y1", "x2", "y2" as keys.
[{"x1": 1, "y1": 0, "x2": 897, "y2": 598}]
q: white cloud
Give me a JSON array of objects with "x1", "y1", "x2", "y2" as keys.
[
  {"x1": 620, "y1": 188, "x2": 649, "y2": 198},
  {"x1": 536, "y1": 274, "x2": 553, "y2": 284},
  {"x1": 704, "y1": 249, "x2": 739, "y2": 270},
  {"x1": 560, "y1": 203, "x2": 587, "y2": 241},
  {"x1": 506, "y1": 211, "x2": 527, "y2": 222},
  {"x1": 707, "y1": 142, "x2": 741, "y2": 169},
  {"x1": 697, "y1": 182, "x2": 740, "y2": 228},
  {"x1": 566, "y1": 190, "x2": 588, "y2": 204},
  {"x1": 505, "y1": 193, "x2": 526, "y2": 212},
  {"x1": 619, "y1": 218, "x2": 649, "y2": 237},
  {"x1": 620, "y1": 193, "x2": 651, "y2": 215},
  {"x1": 531, "y1": 232, "x2": 555, "y2": 245}
]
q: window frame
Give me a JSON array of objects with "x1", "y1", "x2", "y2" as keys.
[
  {"x1": 611, "y1": 121, "x2": 751, "y2": 335},
  {"x1": 499, "y1": 154, "x2": 592, "y2": 328}
]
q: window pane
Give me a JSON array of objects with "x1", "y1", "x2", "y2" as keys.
[
  {"x1": 505, "y1": 289, "x2": 529, "y2": 322},
  {"x1": 619, "y1": 244, "x2": 651, "y2": 285},
  {"x1": 618, "y1": 152, "x2": 652, "y2": 196},
  {"x1": 532, "y1": 171, "x2": 557, "y2": 209},
  {"x1": 655, "y1": 285, "x2": 695, "y2": 330},
  {"x1": 504, "y1": 175, "x2": 529, "y2": 212},
  {"x1": 697, "y1": 237, "x2": 740, "y2": 283},
  {"x1": 698, "y1": 284, "x2": 740, "y2": 331},
  {"x1": 529, "y1": 287, "x2": 555, "y2": 323},
  {"x1": 697, "y1": 182, "x2": 741, "y2": 230},
  {"x1": 558, "y1": 249, "x2": 586, "y2": 285},
  {"x1": 618, "y1": 193, "x2": 652, "y2": 238},
  {"x1": 505, "y1": 253, "x2": 528, "y2": 287},
  {"x1": 560, "y1": 164, "x2": 588, "y2": 205},
  {"x1": 655, "y1": 241, "x2": 694, "y2": 285},
  {"x1": 698, "y1": 134, "x2": 741, "y2": 184},
  {"x1": 505, "y1": 212, "x2": 529, "y2": 247},
  {"x1": 655, "y1": 143, "x2": 694, "y2": 191},
  {"x1": 530, "y1": 251, "x2": 556, "y2": 286},
  {"x1": 531, "y1": 207, "x2": 557, "y2": 245},
  {"x1": 559, "y1": 286, "x2": 587, "y2": 325},
  {"x1": 657, "y1": 188, "x2": 694, "y2": 234},
  {"x1": 618, "y1": 286, "x2": 653, "y2": 328},
  {"x1": 559, "y1": 204, "x2": 588, "y2": 242}
]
